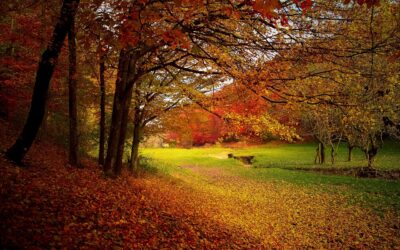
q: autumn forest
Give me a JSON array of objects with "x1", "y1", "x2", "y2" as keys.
[{"x1": 0, "y1": 0, "x2": 399, "y2": 248}]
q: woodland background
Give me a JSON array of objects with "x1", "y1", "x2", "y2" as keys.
[{"x1": 0, "y1": 0, "x2": 399, "y2": 247}]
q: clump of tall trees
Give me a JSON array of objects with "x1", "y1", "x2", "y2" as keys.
[{"x1": 1, "y1": 0, "x2": 398, "y2": 177}]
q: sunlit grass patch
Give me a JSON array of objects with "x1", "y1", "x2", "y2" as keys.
[
  {"x1": 141, "y1": 143, "x2": 400, "y2": 213},
  {"x1": 139, "y1": 143, "x2": 400, "y2": 248}
]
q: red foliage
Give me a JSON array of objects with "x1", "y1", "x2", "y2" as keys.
[
  {"x1": 164, "y1": 107, "x2": 223, "y2": 146},
  {"x1": 0, "y1": 9, "x2": 68, "y2": 120},
  {"x1": 0, "y1": 120, "x2": 262, "y2": 248}
]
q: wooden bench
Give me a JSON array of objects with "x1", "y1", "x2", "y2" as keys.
[{"x1": 228, "y1": 154, "x2": 254, "y2": 165}]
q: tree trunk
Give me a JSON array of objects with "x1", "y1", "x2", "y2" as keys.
[
  {"x1": 330, "y1": 144, "x2": 335, "y2": 165},
  {"x1": 104, "y1": 47, "x2": 143, "y2": 176},
  {"x1": 114, "y1": 87, "x2": 134, "y2": 175},
  {"x1": 98, "y1": 53, "x2": 106, "y2": 166},
  {"x1": 130, "y1": 108, "x2": 141, "y2": 175},
  {"x1": 321, "y1": 143, "x2": 325, "y2": 164},
  {"x1": 320, "y1": 142, "x2": 325, "y2": 164},
  {"x1": 6, "y1": 0, "x2": 80, "y2": 164},
  {"x1": 103, "y1": 50, "x2": 130, "y2": 175},
  {"x1": 68, "y1": 17, "x2": 79, "y2": 167},
  {"x1": 347, "y1": 144, "x2": 354, "y2": 162},
  {"x1": 367, "y1": 146, "x2": 378, "y2": 168},
  {"x1": 314, "y1": 142, "x2": 325, "y2": 164},
  {"x1": 103, "y1": 49, "x2": 138, "y2": 176},
  {"x1": 130, "y1": 125, "x2": 141, "y2": 174},
  {"x1": 314, "y1": 144, "x2": 320, "y2": 164}
]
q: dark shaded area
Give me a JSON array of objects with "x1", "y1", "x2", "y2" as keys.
[
  {"x1": 0, "y1": 120, "x2": 265, "y2": 249},
  {"x1": 228, "y1": 154, "x2": 254, "y2": 165},
  {"x1": 5, "y1": 0, "x2": 80, "y2": 164},
  {"x1": 292, "y1": 167, "x2": 400, "y2": 180}
]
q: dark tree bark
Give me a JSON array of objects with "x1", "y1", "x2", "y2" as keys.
[
  {"x1": 314, "y1": 144, "x2": 320, "y2": 164},
  {"x1": 6, "y1": 0, "x2": 80, "y2": 164},
  {"x1": 367, "y1": 146, "x2": 378, "y2": 168},
  {"x1": 314, "y1": 142, "x2": 325, "y2": 164},
  {"x1": 68, "y1": 17, "x2": 79, "y2": 167},
  {"x1": 130, "y1": 107, "x2": 142, "y2": 175},
  {"x1": 104, "y1": 48, "x2": 142, "y2": 176},
  {"x1": 98, "y1": 53, "x2": 106, "y2": 166},
  {"x1": 347, "y1": 144, "x2": 354, "y2": 162},
  {"x1": 103, "y1": 50, "x2": 129, "y2": 175},
  {"x1": 114, "y1": 87, "x2": 134, "y2": 175},
  {"x1": 320, "y1": 143, "x2": 325, "y2": 164},
  {"x1": 330, "y1": 145, "x2": 335, "y2": 165}
]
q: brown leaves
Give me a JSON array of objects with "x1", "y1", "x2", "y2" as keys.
[
  {"x1": 0, "y1": 131, "x2": 260, "y2": 248},
  {"x1": 1, "y1": 119, "x2": 399, "y2": 248}
]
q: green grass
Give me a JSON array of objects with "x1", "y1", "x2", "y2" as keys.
[
  {"x1": 231, "y1": 141, "x2": 400, "y2": 169},
  {"x1": 141, "y1": 142, "x2": 400, "y2": 213}
]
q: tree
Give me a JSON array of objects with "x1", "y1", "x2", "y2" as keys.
[
  {"x1": 6, "y1": 0, "x2": 80, "y2": 164},
  {"x1": 127, "y1": 72, "x2": 183, "y2": 174},
  {"x1": 103, "y1": 0, "x2": 291, "y2": 176}
]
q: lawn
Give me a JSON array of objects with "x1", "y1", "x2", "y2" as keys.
[
  {"x1": 139, "y1": 143, "x2": 400, "y2": 248},
  {"x1": 142, "y1": 142, "x2": 400, "y2": 216}
]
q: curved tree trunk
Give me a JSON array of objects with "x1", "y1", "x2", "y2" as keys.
[
  {"x1": 6, "y1": 0, "x2": 80, "y2": 164},
  {"x1": 68, "y1": 17, "x2": 79, "y2": 167}
]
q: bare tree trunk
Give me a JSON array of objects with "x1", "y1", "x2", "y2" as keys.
[
  {"x1": 104, "y1": 46, "x2": 144, "y2": 176},
  {"x1": 114, "y1": 87, "x2": 134, "y2": 175},
  {"x1": 330, "y1": 144, "x2": 335, "y2": 165},
  {"x1": 314, "y1": 142, "x2": 325, "y2": 164},
  {"x1": 130, "y1": 107, "x2": 141, "y2": 175},
  {"x1": 6, "y1": 0, "x2": 80, "y2": 164},
  {"x1": 347, "y1": 144, "x2": 354, "y2": 162},
  {"x1": 367, "y1": 146, "x2": 378, "y2": 168},
  {"x1": 314, "y1": 144, "x2": 320, "y2": 164},
  {"x1": 130, "y1": 126, "x2": 141, "y2": 176},
  {"x1": 320, "y1": 142, "x2": 325, "y2": 164},
  {"x1": 98, "y1": 53, "x2": 106, "y2": 166},
  {"x1": 103, "y1": 50, "x2": 129, "y2": 175},
  {"x1": 104, "y1": 49, "x2": 139, "y2": 176},
  {"x1": 68, "y1": 17, "x2": 79, "y2": 167}
]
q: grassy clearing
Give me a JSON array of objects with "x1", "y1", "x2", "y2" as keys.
[
  {"x1": 141, "y1": 142, "x2": 400, "y2": 213},
  {"x1": 140, "y1": 143, "x2": 400, "y2": 247}
]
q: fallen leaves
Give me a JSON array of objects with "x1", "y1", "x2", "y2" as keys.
[
  {"x1": 0, "y1": 127, "x2": 260, "y2": 248},
  {"x1": 0, "y1": 119, "x2": 399, "y2": 248}
]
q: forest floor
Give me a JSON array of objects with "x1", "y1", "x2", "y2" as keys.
[{"x1": 1, "y1": 120, "x2": 400, "y2": 248}]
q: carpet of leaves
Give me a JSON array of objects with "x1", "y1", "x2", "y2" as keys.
[
  {"x1": 0, "y1": 122, "x2": 261, "y2": 249},
  {"x1": 1, "y1": 120, "x2": 399, "y2": 249}
]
